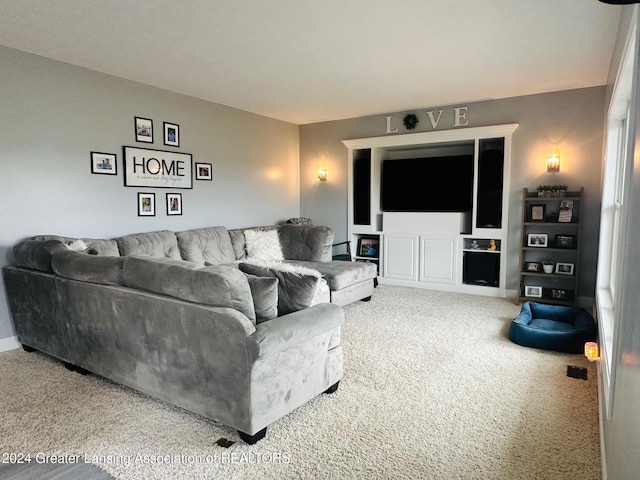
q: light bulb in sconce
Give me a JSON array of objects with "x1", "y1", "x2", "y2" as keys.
[
  {"x1": 547, "y1": 149, "x2": 561, "y2": 173},
  {"x1": 584, "y1": 342, "x2": 600, "y2": 362},
  {"x1": 317, "y1": 168, "x2": 328, "y2": 182}
]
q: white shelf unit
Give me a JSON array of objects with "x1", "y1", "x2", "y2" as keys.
[{"x1": 343, "y1": 124, "x2": 518, "y2": 297}]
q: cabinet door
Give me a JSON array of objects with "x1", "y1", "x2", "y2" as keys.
[
  {"x1": 419, "y1": 236, "x2": 456, "y2": 284},
  {"x1": 383, "y1": 234, "x2": 419, "y2": 280}
]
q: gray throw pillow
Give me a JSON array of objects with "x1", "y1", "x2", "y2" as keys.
[
  {"x1": 238, "y1": 263, "x2": 320, "y2": 316},
  {"x1": 244, "y1": 274, "x2": 279, "y2": 323}
]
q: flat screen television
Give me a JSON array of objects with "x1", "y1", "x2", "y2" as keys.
[{"x1": 381, "y1": 155, "x2": 474, "y2": 212}]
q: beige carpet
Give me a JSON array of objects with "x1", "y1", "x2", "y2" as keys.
[{"x1": 0, "y1": 285, "x2": 601, "y2": 479}]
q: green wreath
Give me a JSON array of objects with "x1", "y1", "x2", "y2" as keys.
[{"x1": 403, "y1": 114, "x2": 419, "y2": 130}]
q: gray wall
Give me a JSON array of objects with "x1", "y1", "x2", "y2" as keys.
[
  {"x1": 300, "y1": 87, "x2": 606, "y2": 299},
  {"x1": 0, "y1": 45, "x2": 300, "y2": 340},
  {"x1": 601, "y1": 6, "x2": 640, "y2": 480}
]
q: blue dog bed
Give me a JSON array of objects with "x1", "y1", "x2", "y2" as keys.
[{"x1": 508, "y1": 301, "x2": 597, "y2": 353}]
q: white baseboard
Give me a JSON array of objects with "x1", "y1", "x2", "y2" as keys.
[
  {"x1": 596, "y1": 363, "x2": 608, "y2": 480},
  {"x1": 0, "y1": 336, "x2": 20, "y2": 352}
]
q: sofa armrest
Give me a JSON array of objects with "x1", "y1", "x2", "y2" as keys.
[
  {"x1": 250, "y1": 303, "x2": 343, "y2": 357},
  {"x1": 278, "y1": 224, "x2": 334, "y2": 262}
]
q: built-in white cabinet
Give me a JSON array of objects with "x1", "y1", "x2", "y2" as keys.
[
  {"x1": 343, "y1": 124, "x2": 519, "y2": 298},
  {"x1": 383, "y1": 234, "x2": 419, "y2": 280},
  {"x1": 383, "y1": 234, "x2": 457, "y2": 285},
  {"x1": 419, "y1": 236, "x2": 457, "y2": 284}
]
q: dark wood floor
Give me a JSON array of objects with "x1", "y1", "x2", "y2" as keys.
[{"x1": 0, "y1": 462, "x2": 115, "y2": 480}]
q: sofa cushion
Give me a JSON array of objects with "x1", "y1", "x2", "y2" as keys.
[
  {"x1": 116, "y1": 230, "x2": 181, "y2": 259},
  {"x1": 244, "y1": 229, "x2": 285, "y2": 263},
  {"x1": 285, "y1": 260, "x2": 377, "y2": 291},
  {"x1": 244, "y1": 274, "x2": 279, "y2": 323},
  {"x1": 278, "y1": 224, "x2": 334, "y2": 262},
  {"x1": 176, "y1": 226, "x2": 235, "y2": 267},
  {"x1": 30, "y1": 235, "x2": 120, "y2": 256},
  {"x1": 238, "y1": 262, "x2": 321, "y2": 316},
  {"x1": 51, "y1": 250, "x2": 125, "y2": 286},
  {"x1": 123, "y1": 256, "x2": 256, "y2": 322},
  {"x1": 11, "y1": 239, "x2": 68, "y2": 272}
]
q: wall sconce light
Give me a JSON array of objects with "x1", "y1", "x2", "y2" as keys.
[
  {"x1": 317, "y1": 168, "x2": 328, "y2": 182},
  {"x1": 584, "y1": 342, "x2": 600, "y2": 362},
  {"x1": 547, "y1": 150, "x2": 561, "y2": 173}
]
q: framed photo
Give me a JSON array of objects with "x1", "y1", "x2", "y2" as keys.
[
  {"x1": 558, "y1": 200, "x2": 574, "y2": 223},
  {"x1": 137, "y1": 192, "x2": 155, "y2": 216},
  {"x1": 524, "y1": 261, "x2": 542, "y2": 272},
  {"x1": 135, "y1": 117, "x2": 153, "y2": 143},
  {"x1": 527, "y1": 233, "x2": 548, "y2": 247},
  {"x1": 166, "y1": 193, "x2": 182, "y2": 216},
  {"x1": 163, "y1": 122, "x2": 180, "y2": 147},
  {"x1": 195, "y1": 162, "x2": 213, "y2": 180},
  {"x1": 555, "y1": 262, "x2": 575, "y2": 275},
  {"x1": 357, "y1": 236, "x2": 379, "y2": 258},
  {"x1": 555, "y1": 234, "x2": 576, "y2": 249},
  {"x1": 524, "y1": 285, "x2": 543, "y2": 298},
  {"x1": 123, "y1": 146, "x2": 193, "y2": 189},
  {"x1": 551, "y1": 289, "x2": 567, "y2": 300},
  {"x1": 529, "y1": 204, "x2": 546, "y2": 222},
  {"x1": 90, "y1": 151, "x2": 117, "y2": 175}
]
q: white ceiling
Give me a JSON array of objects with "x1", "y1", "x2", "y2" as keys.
[{"x1": 0, "y1": 0, "x2": 623, "y2": 125}]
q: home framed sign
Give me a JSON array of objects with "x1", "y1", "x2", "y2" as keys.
[{"x1": 123, "y1": 146, "x2": 193, "y2": 189}]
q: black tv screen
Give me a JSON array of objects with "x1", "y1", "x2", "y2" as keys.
[{"x1": 381, "y1": 155, "x2": 474, "y2": 212}]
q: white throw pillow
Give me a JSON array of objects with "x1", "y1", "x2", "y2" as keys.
[{"x1": 244, "y1": 229, "x2": 284, "y2": 263}]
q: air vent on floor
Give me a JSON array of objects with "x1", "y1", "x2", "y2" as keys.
[{"x1": 566, "y1": 365, "x2": 588, "y2": 380}]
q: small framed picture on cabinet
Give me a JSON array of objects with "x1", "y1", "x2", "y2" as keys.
[
  {"x1": 524, "y1": 285, "x2": 543, "y2": 298},
  {"x1": 529, "y1": 204, "x2": 546, "y2": 222},
  {"x1": 555, "y1": 234, "x2": 576, "y2": 249},
  {"x1": 524, "y1": 262, "x2": 542, "y2": 272},
  {"x1": 527, "y1": 233, "x2": 548, "y2": 247},
  {"x1": 555, "y1": 262, "x2": 574, "y2": 275}
]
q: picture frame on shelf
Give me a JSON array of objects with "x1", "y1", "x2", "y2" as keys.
[
  {"x1": 137, "y1": 192, "x2": 155, "y2": 216},
  {"x1": 558, "y1": 200, "x2": 574, "y2": 223},
  {"x1": 195, "y1": 162, "x2": 213, "y2": 180},
  {"x1": 527, "y1": 233, "x2": 548, "y2": 247},
  {"x1": 166, "y1": 193, "x2": 182, "y2": 216},
  {"x1": 555, "y1": 262, "x2": 575, "y2": 275},
  {"x1": 529, "y1": 204, "x2": 546, "y2": 222},
  {"x1": 135, "y1": 117, "x2": 153, "y2": 143},
  {"x1": 357, "y1": 236, "x2": 379, "y2": 258},
  {"x1": 524, "y1": 261, "x2": 542, "y2": 272},
  {"x1": 90, "y1": 151, "x2": 117, "y2": 175},
  {"x1": 163, "y1": 122, "x2": 180, "y2": 147},
  {"x1": 551, "y1": 289, "x2": 567, "y2": 300},
  {"x1": 555, "y1": 234, "x2": 576, "y2": 249},
  {"x1": 524, "y1": 285, "x2": 543, "y2": 298}
]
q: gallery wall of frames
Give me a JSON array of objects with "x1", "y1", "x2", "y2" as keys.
[{"x1": 89, "y1": 116, "x2": 214, "y2": 217}]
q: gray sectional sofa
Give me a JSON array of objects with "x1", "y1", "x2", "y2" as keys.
[{"x1": 2, "y1": 224, "x2": 377, "y2": 444}]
